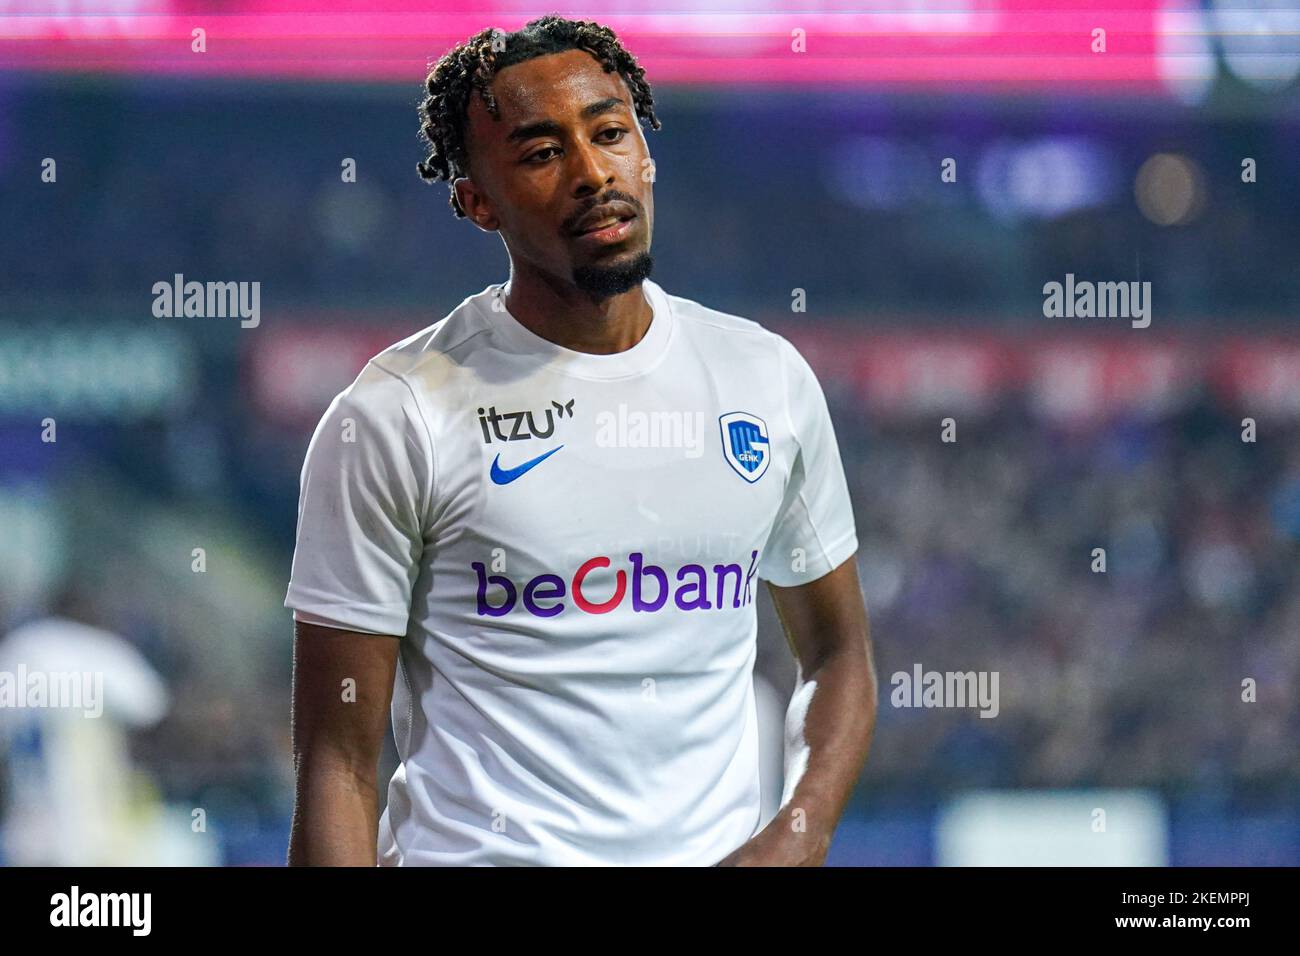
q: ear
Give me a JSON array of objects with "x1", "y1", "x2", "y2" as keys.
[{"x1": 455, "y1": 177, "x2": 499, "y2": 232}]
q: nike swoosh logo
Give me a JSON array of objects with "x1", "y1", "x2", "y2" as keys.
[{"x1": 490, "y1": 445, "x2": 564, "y2": 485}]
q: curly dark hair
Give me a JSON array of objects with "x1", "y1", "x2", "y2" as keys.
[{"x1": 416, "y1": 14, "x2": 662, "y2": 219}]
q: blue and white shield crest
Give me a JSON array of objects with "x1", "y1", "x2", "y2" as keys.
[{"x1": 719, "y1": 411, "x2": 770, "y2": 483}]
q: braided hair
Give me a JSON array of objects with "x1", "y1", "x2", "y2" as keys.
[{"x1": 417, "y1": 14, "x2": 662, "y2": 218}]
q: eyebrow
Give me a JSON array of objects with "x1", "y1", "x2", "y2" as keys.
[{"x1": 505, "y1": 97, "x2": 628, "y2": 144}]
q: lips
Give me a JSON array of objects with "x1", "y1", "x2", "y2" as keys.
[
  {"x1": 577, "y1": 216, "x2": 631, "y2": 235},
  {"x1": 573, "y1": 219, "x2": 634, "y2": 244},
  {"x1": 570, "y1": 201, "x2": 638, "y2": 237}
]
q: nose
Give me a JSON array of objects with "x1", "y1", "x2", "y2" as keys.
[{"x1": 568, "y1": 138, "x2": 615, "y2": 197}]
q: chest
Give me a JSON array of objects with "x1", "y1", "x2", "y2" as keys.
[{"x1": 433, "y1": 379, "x2": 791, "y2": 572}]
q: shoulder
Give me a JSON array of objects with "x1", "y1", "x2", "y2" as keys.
[
  {"x1": 366, "y1": 286, "x2": 497, "y2": 383},
  {"x1": 658, "y1": 283, "x2": 796, "y2": 366},
  {"x1": 661, "y1": 283, "x2": 815, "y2": 385},
  {"x1": 318, "y1": 286, "x2": 499, "y2": 429},
  {"x1": 662, "y1": 284, "x2": 777, "y2": 342}
]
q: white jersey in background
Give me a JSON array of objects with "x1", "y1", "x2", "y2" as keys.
[{"x1": 285, "y1": 277, "x2": 857, "y2": 865}]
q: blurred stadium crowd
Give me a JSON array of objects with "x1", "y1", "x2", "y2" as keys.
[{"x1": 842, "y1": 399, "x2": 1300, "y2": 801}]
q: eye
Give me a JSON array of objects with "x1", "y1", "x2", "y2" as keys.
[
  {"x1": 598, "y1": 127, "x2": 627, "y2": 143},
  {"x1": 525, "y1": 146, "x2": 560, "y2": 164}
]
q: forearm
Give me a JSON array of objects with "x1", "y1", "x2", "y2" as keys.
[
  {"x1": 769, "y1": 646, "x2": 877, "y2": 852},
  {"x1": 288, "y1": 758, "x2": 381, "y2": 866}
]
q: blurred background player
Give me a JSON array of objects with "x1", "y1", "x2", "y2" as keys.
[{"x1": 0, "y1": 588, "x2": 213, "y2": 865}]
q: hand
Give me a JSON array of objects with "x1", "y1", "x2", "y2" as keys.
[{"x1": 712, "y1": 819, "x2": 832, "y2": 867}]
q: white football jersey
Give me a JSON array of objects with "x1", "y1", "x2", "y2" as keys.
[{"x1": 285, "y1": 277, "x2": 857, "y2": 866}]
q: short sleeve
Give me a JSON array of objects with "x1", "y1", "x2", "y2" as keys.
[
  {"x1": 284, "y1": 361, "x2": 434, "y2": 636},
  {"x1": 758, "y1": 335, "x2": 858, "y2": 587}
]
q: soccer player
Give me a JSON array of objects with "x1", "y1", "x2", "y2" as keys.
[{"x1": 286, "y1": 15, "x2": 877, "y2": 867}]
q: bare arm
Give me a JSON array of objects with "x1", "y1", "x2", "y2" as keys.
[
  {"x1": 716, "y1": 554, "x2": 877, "y2": 866},
  {"x1": 288, "y1": 620, "x2": 400, "y2": 866}
]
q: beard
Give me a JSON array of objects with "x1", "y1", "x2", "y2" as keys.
[{"x1": 572, "y1": 251, "x2": 654, "y2": 302}]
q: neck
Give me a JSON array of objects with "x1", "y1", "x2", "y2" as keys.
[{"x1": 503, "y1": 265, "x2": 652, "y2": 355}]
